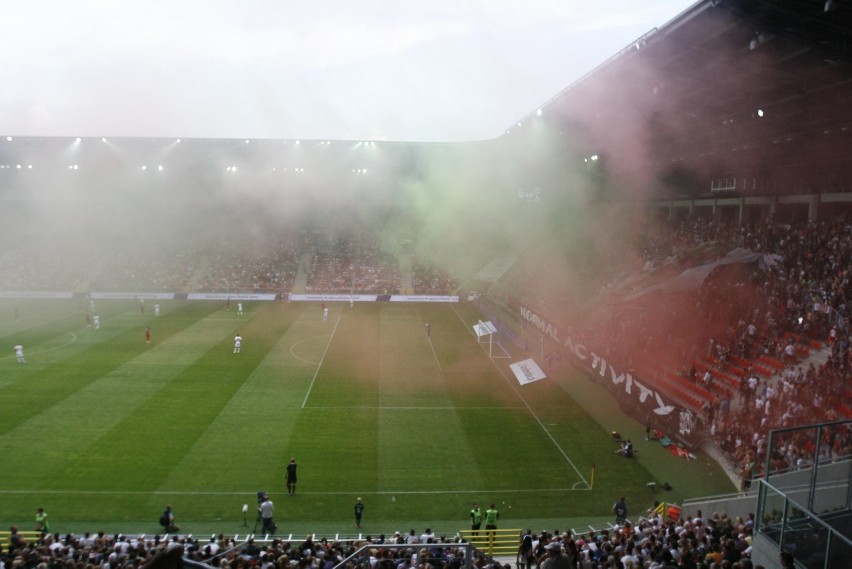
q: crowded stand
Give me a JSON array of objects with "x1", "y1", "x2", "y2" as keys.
[
  {"x1": 192, "y1": 235, "x2": 299, "y2": 294},
  {"x1": 304, "y1": 235, "x2": 400, "y2": 295},
  {"x1": 244, "y1": 242, "x2": 299, "y2": 294},
  {"x1": 411, "y1": 261, "x2": 459, "y2": 296},
  {"x1": 92, "y1": 246, "x2": 200, "y2": 292},
  {"x1": 0, "y1": 247, "x2": 94, "y2": 292},
  {"x1": 1, "y1": 506, "x2": 764, "y2": 569},
  {"x1": 0, "y1": 230, "x2": 431, "y2": 297},
  {"x1": 506, "y1": 216, "x2": 852, "y2": 485}
]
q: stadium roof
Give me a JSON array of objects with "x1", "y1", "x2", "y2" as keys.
[
  {"x1": 3, "y1": 1, "x2": 851, "y2": 201},
  {"x1": 513, "y1": 0, "x2": 852, "y2": 195}
]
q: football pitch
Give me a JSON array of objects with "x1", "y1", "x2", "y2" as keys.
[{"x1": 0, "y1": 299, "x2": 735, "y2": 536}]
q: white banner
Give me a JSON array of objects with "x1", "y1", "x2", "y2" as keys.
[
  {"x1": 516, "y1": 304, "x2": 677, "y2": 416},
  {"x1": 186, "y1": 293, "x2": 277, "y2": 301},
  {"x1": 288, "y1": 294, "x2": 378, "y2": 302},
  {"x1": 288, "y1": 294, "x2": 458, "y2": 302},
  {"x1": 389, "y1": 295, "x2": 459, "y2": 302},
  {"x1": 0, "y1": 291, "x2": 74, "y2": 299},
  {"x1": 91, "y1": 292, "x2": 176, "y2": 300},
  {"x1": 510, "y1": 358, "x2": 547, "y2": 385}
]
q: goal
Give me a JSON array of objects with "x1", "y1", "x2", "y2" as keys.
[{"x1": 473, "y1": 320, "x2": 511, "y2": 359}]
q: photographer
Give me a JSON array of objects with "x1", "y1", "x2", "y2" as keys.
[{"x1": 258, "y1": 494, "x2": 276, "y2": 534}]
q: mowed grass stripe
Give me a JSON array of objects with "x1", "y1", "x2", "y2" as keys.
[
  {"x1": 304, "y1": 306, "x2": 381, "y2": 406},
  {"x1": 0, "y1": 301, "x2": 737, "y2": 531},
  {"x1": 0, "y1": 302, "x2": 219, "y2": 436},
  {"x1": 377, "y1": 409, "x2": 487, "y2": 492},
  {"x1": 263, "y1": 305, "x2": 386, "y2": 520},
  {"x1": 378, "y1": 305, "x2": 450, "y2": 407},
  {"x1": 441, "y1": 302, "x2": 592, "y2": 489},
  {"x1": 0, "y1": 299, "x2": 81, "y2": 338},
  {"x1": 159, "y1": 303, "x2": 324, "y2": 496},
  {"x1": 0, "y1": 304, "x2": 234, "y2": 489},
  {"x1": 45, "y1": 303, "x2": 299, "y2": 496}
]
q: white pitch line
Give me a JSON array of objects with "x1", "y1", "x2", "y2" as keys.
[
  {"x1": 301, "y1": 315, "x2": 341, "y2": 408},
  {"x1": 449, "y1": 304, "x2": 591, "y2": 490},
  {"x1": 427, "y1": 336, "x2": 442, "y2": 371},
  {"x1": 0, "y1": 332, "x2": 77, "y2": 362},
  {"x1": 288, "y1": 335, "x2": 330, "y2": 366},
  {"x1": 0, "y1": 310, "x2": 82, "y2": 340}
]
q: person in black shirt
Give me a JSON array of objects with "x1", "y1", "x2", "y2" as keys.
[
  {"x1": 354, "y1": 497, "x2": 364, "y2": 528},
  {"x1": 286, "y1": 457, "x2": 298, "y2": 495},
  {"x1": 611, "y1": 497, "x2": 627, "y2": 523}
]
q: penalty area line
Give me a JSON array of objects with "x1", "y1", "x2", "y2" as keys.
[
  {"x1": 448, "y1": 304, "x2": 591, "y2": 490},
  {"x1": 0, "y1": 332, "x2": 77, "y2": 362}
]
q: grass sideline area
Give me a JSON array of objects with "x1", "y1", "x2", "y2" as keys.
[{"x1": 0, "y1": 299, "x2": 735, "y2": 537}]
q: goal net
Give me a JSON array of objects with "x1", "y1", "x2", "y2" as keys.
[{"x1": 473, "y1": 320, "x2": 511, "y2": 359}]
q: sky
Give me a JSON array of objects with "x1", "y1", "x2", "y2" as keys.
[{"x1": 0, "y1": 0, "x2": 698, "y2": 142}]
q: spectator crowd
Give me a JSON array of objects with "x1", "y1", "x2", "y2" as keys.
[
  {"x1": 2, "y1": 507, "x2": 765, "y2": 569},
  {"x1": 507, "y1": 216, "x2": 852, "y2": 482}
]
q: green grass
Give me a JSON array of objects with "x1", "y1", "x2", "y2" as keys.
[{"x1": 0, "y1": 299, "x2": 735, "y2": 537}]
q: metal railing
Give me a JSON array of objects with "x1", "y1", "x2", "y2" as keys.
[
  {"x1": 757, "y1": 479, "x2": 852, "y2": 569},
  {"x1": 335, "y1": 541, "x2": 477, "y2": 569}
]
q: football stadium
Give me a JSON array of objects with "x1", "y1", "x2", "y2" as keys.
[{"x1": 2, "y1": 2, "x2": 852, "y2": 569}]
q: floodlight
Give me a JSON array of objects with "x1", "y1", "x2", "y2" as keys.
[
  {"x1": 176, "y1": 138, "x2": 181, "y2": 143},
  {"x1": 158, "y1": 165, "x2": 164, "y2": 171},
  {"x1": 16, "y1": 164, "x2": 21, "y2": 169},
  {"x1": 6, "y1": 136, "x2": 11, "y2": 142},
  {"x1": 76, "y1": 137, "x2": 82, "y2": 143},
  {"x1": 536, "y1": 108, "x2": 542, "y2": 117},
  {"x1": 245, "y1": 139, "x2": 250, "y2": 144},
  {"x1": 591, "y1": 154, "x2": 599, "y2": 161},
  {"x1": 756, "y1": 109, "x2": 764, "y2": 117},
  {"x1": 102, "y1": 137, "x2": 107, "y2": 142}
]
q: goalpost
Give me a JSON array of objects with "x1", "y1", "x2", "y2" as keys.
[{"x1": 473, "y1": 320, "x2": 511, "y2": 359}]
